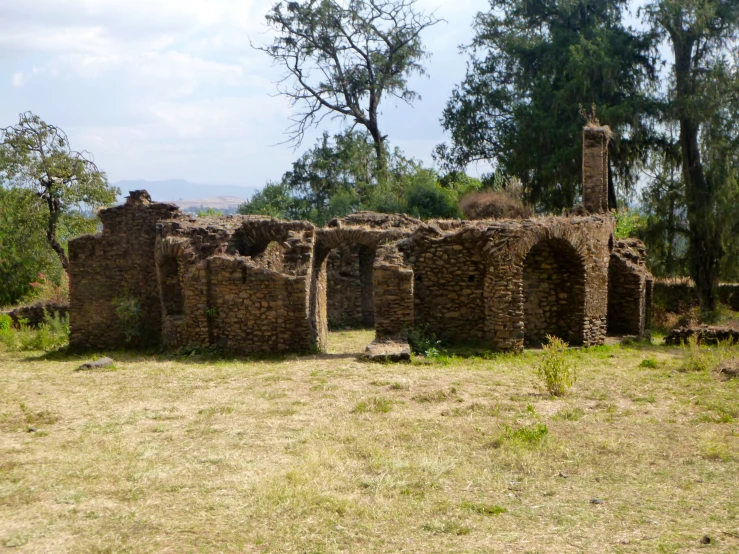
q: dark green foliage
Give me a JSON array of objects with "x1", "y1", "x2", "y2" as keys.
[
  {"x1": 239, "y1": 130, "x2": 471, "y2": 222},
  {"x1": 437, "y1": 0, "x2": 658, "y2": 211}
]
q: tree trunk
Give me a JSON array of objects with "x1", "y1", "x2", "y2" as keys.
[
  {"x1": 367, "y1": 122, "x2": 387, "y2": 187},
  {"x1": 607, "y1": 158, "x2": 617, "y2": 211},
  {"x1": 674, "y1": 40, "x2": 721, "y2": 311},
  {"x1": 46, "y1": 196, "x2": 69, "y2": 273}
]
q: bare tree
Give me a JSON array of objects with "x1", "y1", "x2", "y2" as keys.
[
  {"x1": 0, "y1": 112, "x2": 118, "y2": 272},
  {"x1": 257, "y1": 0, "x2": 442, "y2": 175}
]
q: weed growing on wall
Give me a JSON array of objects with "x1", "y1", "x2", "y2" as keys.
[
  {"x1": 535, "y1": 335, "x2": 577, "y2": 397},
  {"x1": 112, "y1": 290, "x2": 142, "y2": 345}
]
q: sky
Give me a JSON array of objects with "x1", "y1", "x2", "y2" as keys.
[{"x1": 0, "y1": 0, "x2": 491, "y2": 189}]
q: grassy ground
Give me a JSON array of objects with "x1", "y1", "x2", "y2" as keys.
[{"x1": 1, "y1": 330, "x2": 738, "y2": 553}]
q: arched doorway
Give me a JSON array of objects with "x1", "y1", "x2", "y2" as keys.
[{"x1": 523, "y1": 238, "x2": 586, "y2": 346}]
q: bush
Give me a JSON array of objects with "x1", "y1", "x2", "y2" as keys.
[
  {"x1": 491, "y1": 423, "x2": 549, "y2": 448},
  {"x1": 0, "y1": 310, "x2": 69, "y2": 352},
  {"x1": 405, "y1": 325, "x2": 443, "y2": 358},
  {"x1": 0, "y1": 313, "x2": 12, "y2": 332},
  {"x1": 459, "y1": 190, "x2": 532, "y2": 220},
  {"x1": 112, "y1": 291, "x2": 142, "y2": 344},
  {"x1": 535, "y1": 335, "x2": 577, "y2": 397}
]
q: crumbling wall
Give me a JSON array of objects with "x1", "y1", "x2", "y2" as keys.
[
  {"x1": 607, "y1": 238, "x2": 652, "y2": 336},
  {"x1": 156, "y1": 217, "x2": 318, "y2": 354},
  {"x1": 373, "y1": 244, "x2": 414, "y2": 339},
  {"x1": 1, "y1": 302, "x2": 68, "y2": 329},
  {"x1": 389, "y1": 216, "x2": 613, "y2": 350},
  {"x1": 68, "y1": 191, "x2": 182, "y2": 350},
  {"x1": 403, "y1": 230, "x2": 487, "y2": 343}
]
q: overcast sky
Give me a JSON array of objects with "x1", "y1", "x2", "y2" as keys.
[{"x1": 0, "y1": 0, "x2": 494, "y2": 189}]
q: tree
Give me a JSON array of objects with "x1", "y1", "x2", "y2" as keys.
[
  {"x1": 437, "y1": 0, "x2": 658, "y2": 211},
  {"x1": 257, "y1": 0, "x2": 441, "y2": 174},
  {"x1": 0, "y1": 112, "x2": 119, "y2": 272},
  {"x1": 0, "y1": 187, "x2": 60, "y2": 305},
  {"x1": 643, "y1": 0, "x2": 739, "y2": 309},
  {"x1": 240, "y1": 129, "x2": 468, "y2": 221}
]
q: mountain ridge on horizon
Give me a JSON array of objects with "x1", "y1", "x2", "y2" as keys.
[{"x1": 113, "y1": 179, "x2": 258, "y2": 203}]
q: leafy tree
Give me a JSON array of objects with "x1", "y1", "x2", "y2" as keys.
[
  {"x1": 643, "y1": 0, "x2": 739, "y2": 309},
  {"x1": 437, "y1": 0, "x2": 658, "y2": 211},
  {"x1": 0, "y1": 187, "x2": 61, "y2": 305},
  {"x1": 257, "y1": 0, "x2": 441, "y2": 174},
  {"x1": 0, "y1": 112, "x2": 119, "y2": 272},
  {"x1": 240, "y1": 129, "x2": 468, "y2": 221}
]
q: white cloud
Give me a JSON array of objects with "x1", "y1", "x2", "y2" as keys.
[{"x1": 0, "y1": 0, "x2": 483, "y2": 186}]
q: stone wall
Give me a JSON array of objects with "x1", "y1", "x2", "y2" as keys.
[
  {"x1": 385, "y1": 215, "x2": 614, "y2": 351},
  {"x1": 523, "y1": 238, "x2": 586, "y2": 346},
  {"x1": 607, "y1": 239, "x2": 652, "y2": 336},
  {"x1": 68, "y1": 191, "x2": 182, "y2": 350},
  {"x1": 326, "y1": 245, "x2": 375, "y2": 328},
  {"x1": 156, "y1": 217, "x2": 318, "y2": 355},
  {"x1": 1, "y1": 302, "x2": 68, "y2": 329},
  {"x1": 652, "y1": 281, "x2": 739, "y2": 313},
  {"x1": 69, "y1": 194, "x2": 627, "y2": 355}
]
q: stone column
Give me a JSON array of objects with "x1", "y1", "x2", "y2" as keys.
[{"x1": 582, "y1": 126, "x2": 610, "y2": 213}]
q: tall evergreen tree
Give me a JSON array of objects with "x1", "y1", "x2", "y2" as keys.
[
  {"x1": 437, "y1": 0, "x2": 658, "y2": 211},
  {"x1": 644, "y1": 0, "x2": 739, "y2": 309}
]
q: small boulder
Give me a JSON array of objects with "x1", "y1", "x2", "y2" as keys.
[
  {"x1": 76, "y1": 357, "x2": 115, "y2": 371},
  {"x1": 364, "y1": 341, "x2": 411, "y2": 363}
]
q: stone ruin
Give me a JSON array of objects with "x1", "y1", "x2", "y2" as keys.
[{"x1": 68, "y1": 125, "x2": 653, "y2": 355}]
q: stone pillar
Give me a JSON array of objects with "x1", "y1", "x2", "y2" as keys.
[
  {"x1": 373, "y1": 264, "x2": 414, "y2": 340},
  {"x1": 582, "y1": 126, "x2": 610, "y2": 213}
]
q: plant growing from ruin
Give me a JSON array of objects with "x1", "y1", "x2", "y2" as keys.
[
  {"x1": 535, "y1": 335, "x2": 577, "y2": 397},
  {"x1": 112, "y1": 291, "x2": 142, "y2": 345}
]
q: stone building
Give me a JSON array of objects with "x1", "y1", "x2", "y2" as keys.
[{"x1": 68, "y1": 125, "x2": 652, "y2": 355}]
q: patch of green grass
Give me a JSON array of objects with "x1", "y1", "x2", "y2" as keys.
[
  {"x1": 460, "y1": 501, "x2": 507, "y2": 515},
  {"x1": 491, "y1": 423, "x2": 548, "y2": 448},
  {"x1": 352, "y1": 397, "x2": 393, "y2": 414},
  {"x1": 639, "y1": 358, "x2": 659, "y2": 368}
]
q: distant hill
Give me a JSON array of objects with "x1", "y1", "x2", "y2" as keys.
[{"x1": 113, "y1": 179, "x2": 258, "y2": 204}]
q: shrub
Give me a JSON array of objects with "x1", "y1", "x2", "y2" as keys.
[
  {"x1": 0, "y1": 313, "x2": 12, "y2": 332},
  {"x1": 535, "y1": 335, "x2": 577, "y2": 397},
  {"x1": 491, "y1": 423, "x2": 549, "y2": 448},
  {"x1": 0, "y1": 311, "x2": 69, "y2": 352},
  {"x1": 405, "y1": 325, "x2": 443, "y2": 358},
  {"x1": 459, "y1": 190, "x2": 532, "y2": 220},
  {"x1": 112, "y1": 291, "x2": 142, "y2": 344}
]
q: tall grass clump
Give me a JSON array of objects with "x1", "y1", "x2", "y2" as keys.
[
  {"x1": 678, "y1": 334, "x2": 733, "y2": 372},
  {"x1": 535, "y1": 335, "x2": 577, "y2": 397},
  {"x1": 0, "y1": 311, "x2": 69, "y2": 352}
]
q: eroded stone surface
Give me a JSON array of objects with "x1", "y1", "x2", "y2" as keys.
[{"x1": 364, "y1": 340, "x2": 411, "y2": 362}]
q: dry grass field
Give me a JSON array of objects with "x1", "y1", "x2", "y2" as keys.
[{"x1": 1, "y1": 330, "x2": 738, "y2": 553}]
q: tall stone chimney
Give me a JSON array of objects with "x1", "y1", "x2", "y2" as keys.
[{"x1": 582, "y1": 125, "x2": 610, "y2": 213}]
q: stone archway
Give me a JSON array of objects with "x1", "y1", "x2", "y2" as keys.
[{"x1": 523, "y1": 238, "x2": 586, "y2": 346}]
